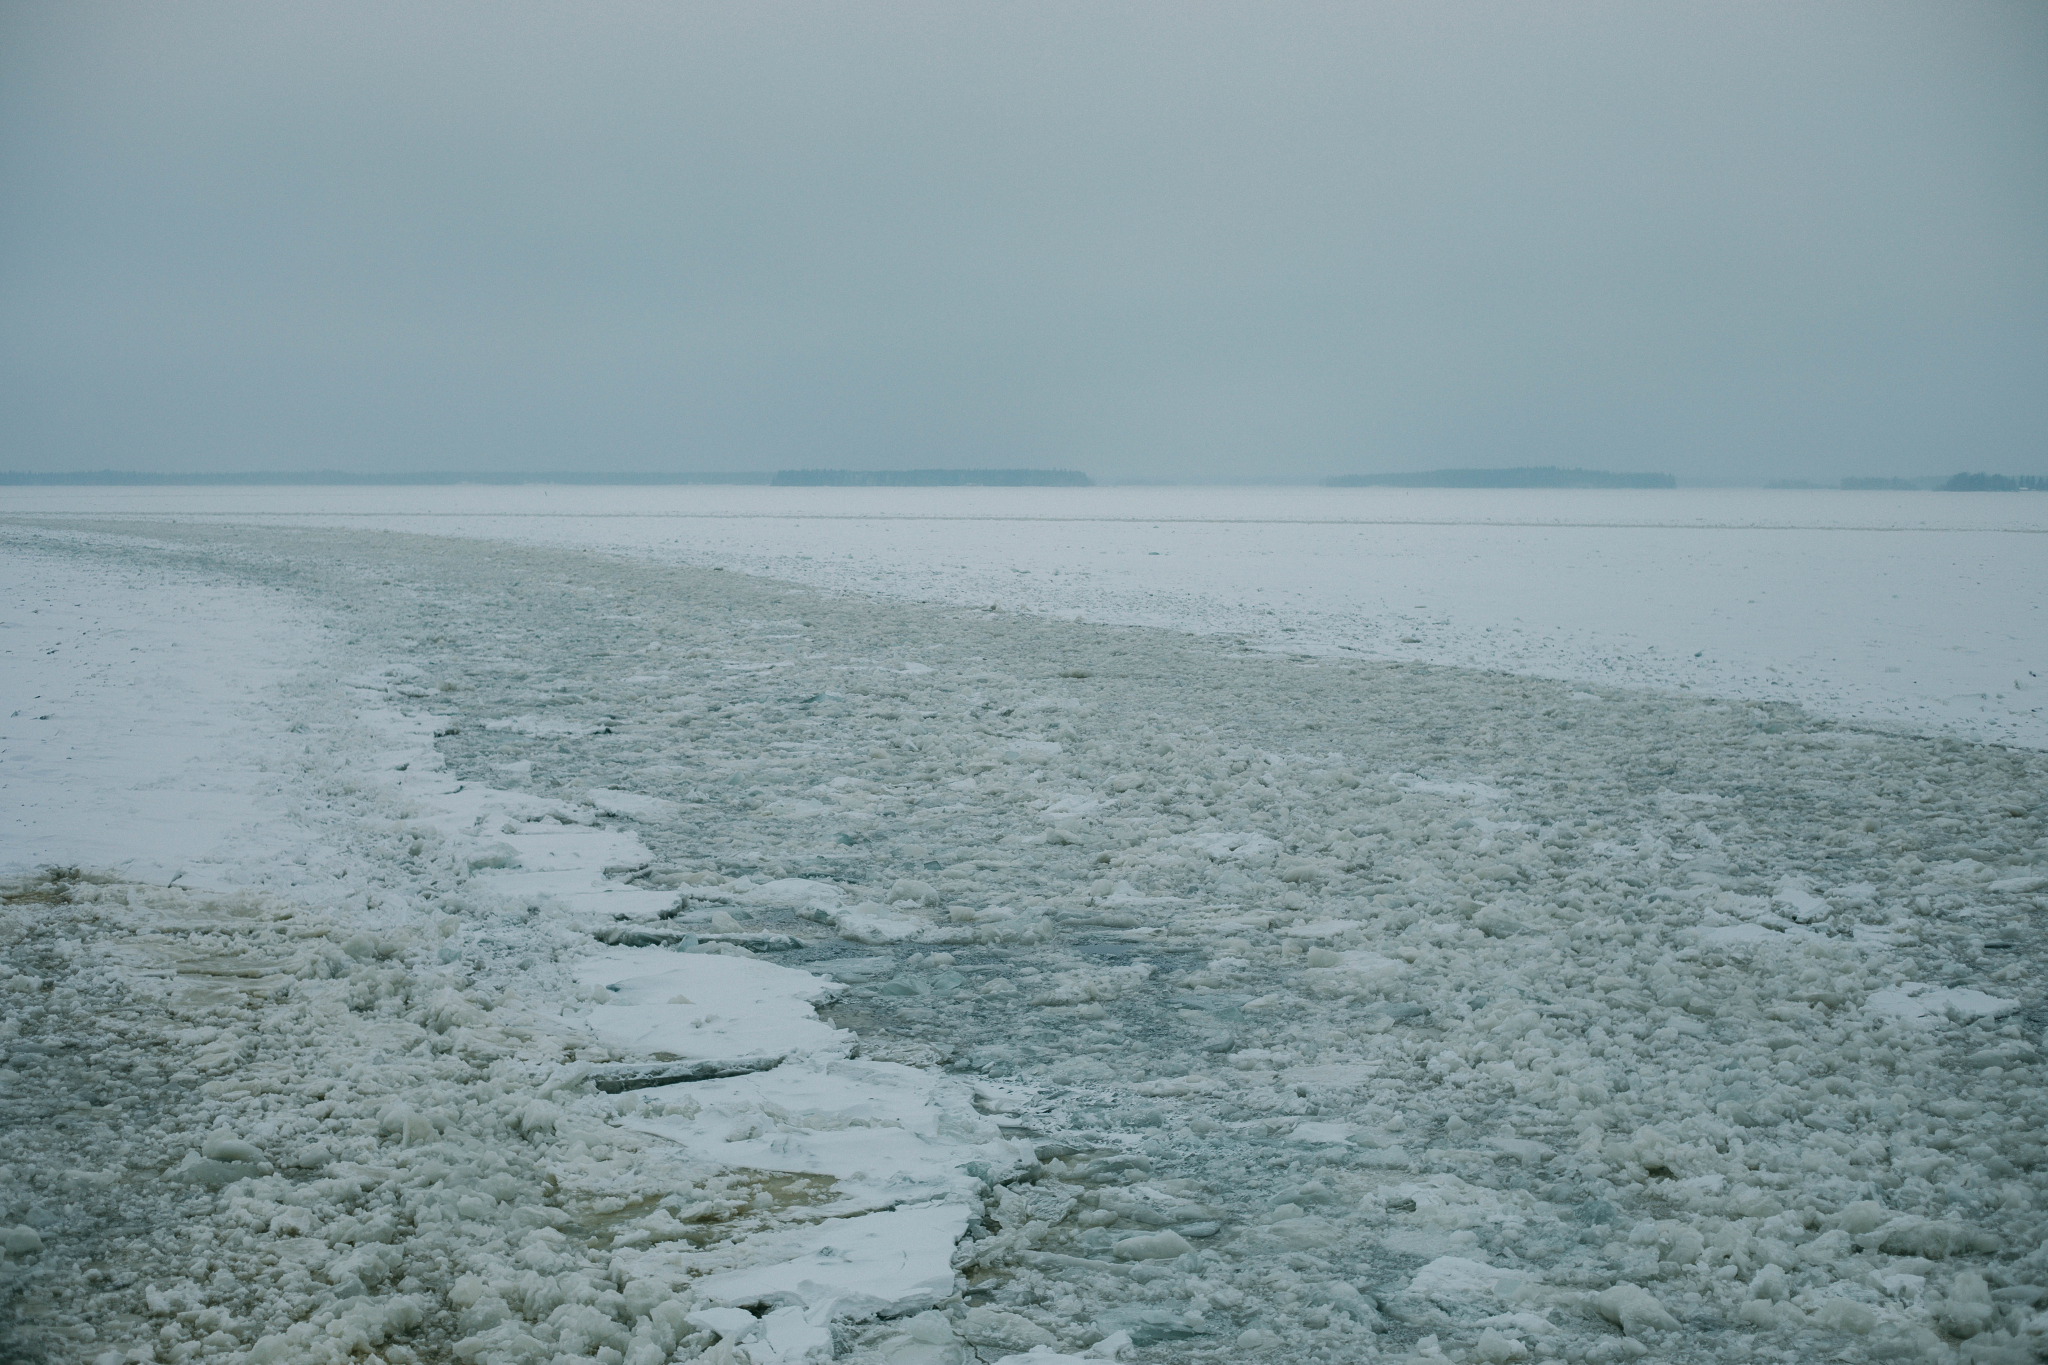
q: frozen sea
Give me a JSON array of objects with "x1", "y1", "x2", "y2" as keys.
[
  {"x1": 2, "y1": 492, "x2": 2045, "y2": 1365},
  {"x1": 6, "y1": 484, "x2": 2045, "y2": 749}
]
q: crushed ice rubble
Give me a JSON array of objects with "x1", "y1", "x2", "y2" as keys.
[{"x1": 0, "y1": 526, "x2": 2043, "y2": 1365}]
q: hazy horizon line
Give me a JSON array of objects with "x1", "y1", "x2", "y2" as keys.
[{"x1": 4, "y1": 467, "x2": 2038, "y2": 491}]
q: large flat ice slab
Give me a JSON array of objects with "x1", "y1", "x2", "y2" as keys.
[
  {"x1": 690, "y1": 1201, "x2": 968, "y2": 1317},
  {"x1": 573, "y1": 947, "x2": 851, "y2": 1064},
  {"x1": 627, "y1": 1056, "x2": 1030, "y2": 1209}
]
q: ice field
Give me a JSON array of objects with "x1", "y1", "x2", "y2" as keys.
[
  {"x1": 5, "y1": 485, "x2": 2045, "y2": 751},
  {"x1": 2, "y1": 508, "x2": 2045, "y2": 1365}
]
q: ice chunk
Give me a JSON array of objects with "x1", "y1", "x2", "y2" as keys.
[
  {"x1": 169, "y1": 1153, "x2": 266, "y2": 1189},
  {"x1": 587, "y1": 788, "x2": 682, "y2": 822},
  {"x1": 201, "y1": 1133, "x2": 264, "y2": 1164},
  {"x1": 1488, "y1": 1137, "x2": 1553, "y2": 1164},
  {"x1": 1401, "y1": 777, "x2": 1510, "y2": 804},
  {"x1": 990, "y1": 1335, "x2": 1132, "y2": 1364},
  {"x1": 1282, "y1": 920, "x2": 1352, "y2": 939},
  {"x1": 1408, "y1": 1256, "x2": 1509, "y2": 1306},
  {"x1": 1179, "y1": 831, "x2": 1279, "y2": 862},
  {"x1": 1700, "y1": 923, "x2": 1802, "y2": 946},
  {"x1": 743, "y1": 877, "x2": 849, "y2": 909},
  {"x1": 1281, "y1": 1061, "x2": 1380, "y2": 1088},
  {"x1": 827, "y1": 902, "x2": 927, "y2": 944},
  {"x1": 961, "y1": 1307, "x2": 1058, "y2": 1351},
  {"x1": 811, "y1": 956, "x2": 899, "y2": 984},
  {"x1": 1300, "y1": 950, "x2": 1406, "y2": 985},
  {"x1": 1833, "y1": 1200, "x2": 1890, "y2": 1236},
  {"x1": 1862, "y1": 1218, "x2": 2001, "y2": 1259},
  {"x1": 1474, "y1": 1327, "x2": 1530, "y2": 1362},
  {"x1": 1111, "y1": 1230, "x2": 1193, "y2": 1260},
  {"x1": 1591, "y1": 1283, "x2": 1678, "y2": 1337},
  {"x1": 478, "y1": 824, "x2": 654, "y2": 877},
  {"x1": 1812, "y1": 1298, "x2": 1879, "y2": 1334},
  {"x1": 1041, "y1": 794, "x2": 1105, "y2": 821},
  {"x1": 1770, "y1": 878, "x2": 1831, "y2": 923},
  {"x1": 870, "y1": 1309, "x2": 962, "y2": 1361},
  {"x1": 687, "y1": 1306, "x2": 761, "y2": 1342}
]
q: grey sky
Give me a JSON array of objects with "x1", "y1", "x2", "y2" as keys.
[{"x1": 3, "y1": 3, "x2": 2043, "y2": 482}]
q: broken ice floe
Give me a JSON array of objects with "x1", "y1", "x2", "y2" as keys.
[{"x1": 11, "y1": 522, "x2": 2046, "y2": 1365}]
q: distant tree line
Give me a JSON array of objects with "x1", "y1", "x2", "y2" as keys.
[
  {"x1": 1323, "y1": 466, "x2": 1675, "y2": 489},
  {"x1": 0, "y1": 468, "x2": 1100, "y2": 487},
  {"x1": 0, "y1": 470, "x2": 775, "y2": 486},
  {"x1": 769, "y1": 469, "x2": 1092, "y2": 486},
  {"x1": 1940, "y1": 473, "x2": 2045, "y2": 492}
]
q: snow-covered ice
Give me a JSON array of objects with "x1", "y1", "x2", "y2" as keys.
[
  {"x1": 1, "y1": 532, "x2": 306, "y2": 885},
  {"x1": 2, "y1": 513, "x2": 2044, "y2": 1364}
]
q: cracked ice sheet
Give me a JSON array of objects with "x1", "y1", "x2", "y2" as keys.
[
  {"x1": 629, "y1": 1206, "x2": 976, "y2": 1364},
  {"x1": 0, "y1": 529, "x2": 1019, "y2": 1363},
  {"x1": 343, "y1": 714, "x2": 683, "y2": 923},
  {"x1": 654, "y1": 1204, "x2": 970, "y2": 1364},
  {"x1": 342, "y1": 675, "x2": 1021, "y2": 1352}
]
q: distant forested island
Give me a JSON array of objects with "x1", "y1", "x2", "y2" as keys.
[
  {"x1": 1324, "y1": 466, "x2": 1675, "y2": 489},
  {"x1": 0, "y1": 470, "x2": 775, "y2": 486},
  {"x1": 769, "y1": 468, "x2": 1092, "y2": 487},
  {"x1": 2, "y1": 467, "x2": 1096, "y2": 487},
  {"x1": 1940, "y1": 472, "x2": 2045, "y2": 492}
]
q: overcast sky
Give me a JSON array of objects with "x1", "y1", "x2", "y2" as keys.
[{"x1": 2, "y1": 3, "x2": 2042, "y2": 482}]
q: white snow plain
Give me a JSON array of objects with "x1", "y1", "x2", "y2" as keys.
[
  {"x1": 1, "y1": 531, "x2": 305, "y2": 885},
  {"x1": 4, "y1": 484, "x2": 2044, "y2": 750},
  {"x1": 1, "y1": 512, "x2": 2044, "y2": 1365}
]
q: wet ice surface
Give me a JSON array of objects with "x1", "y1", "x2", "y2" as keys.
[{"x1": 1, "y1": 520, "x2": 2045, "y2": 1365}]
